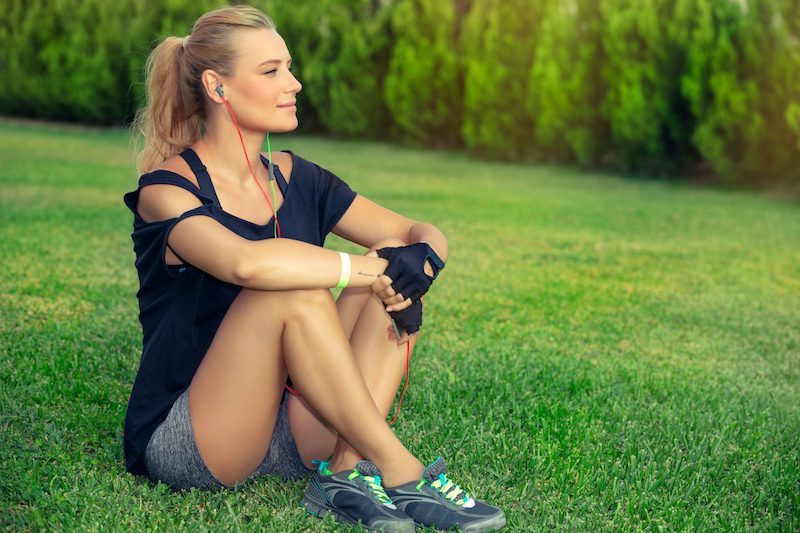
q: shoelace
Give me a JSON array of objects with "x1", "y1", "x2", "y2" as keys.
[
  {"x1": 348, "y1": 470, "x2": 392, "y2": 505},
  {"x1": 418, "y1": 473, "x2": 470, "y2": 506}
]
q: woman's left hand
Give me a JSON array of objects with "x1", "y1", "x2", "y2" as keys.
[{"x1": 375, "y1": 243, "x2": 443, "y2": 303}]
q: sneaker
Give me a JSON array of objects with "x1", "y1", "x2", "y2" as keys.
[
  {"x1": 384, "y1": 457, "x2": 506, "y2": 532},
  {"x1": 301, "y1": 459, "x2": 415, "y2": 532}
]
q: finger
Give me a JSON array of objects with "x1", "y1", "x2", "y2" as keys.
[
  {"x1": 371, "y1": 275, "x2": 393, "y2": 293},
  {"x1": 396, "y1": 331, "x2": 410, "y2": 345},
  {"x1": 391, "y1": 277, "x2": 425, "y2": 302},
  {"x1": 386, "y1": 297, "x2": 412, "y2": 312},
  {"x1": 377, "y1": 286, "x2": 398, "y2": 300},
  {"x1": 380, "y1": 293, "x2": 405, "y2": 307}
]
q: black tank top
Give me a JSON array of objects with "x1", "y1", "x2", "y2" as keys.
[{"x1": 122, "y1": 148, "x2": 357, "y2": 477}]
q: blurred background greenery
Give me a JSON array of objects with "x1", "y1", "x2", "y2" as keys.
[{"x1": 1, "y1": 0, "x2": 799, "y2": 189}]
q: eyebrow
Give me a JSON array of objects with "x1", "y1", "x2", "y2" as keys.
[{"x1": 257, "y1": 58, "x2": 293, "y2": 68}]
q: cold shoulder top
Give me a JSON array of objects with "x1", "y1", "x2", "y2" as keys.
[{"x1": 121, "y1": 148, "x2": 357, "y2": 476}]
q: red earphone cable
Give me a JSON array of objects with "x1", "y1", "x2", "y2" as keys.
[
  {"x1": 388, "y1": 341, "x2": 411, "y2": 425},
  {"x1": 221, "y1": 98, "x2": 282, "y2": 238},
  {"x1": 221, "y1": 95, "x2": 413, "y2": 424}
]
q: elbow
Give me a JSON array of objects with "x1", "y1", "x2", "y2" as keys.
[
  {"x1": 232, "y1": 260, "x2": 253, "y2": 286},
  {"x1": 231, "y1": 249, "x2": 279, "y2": 288}
]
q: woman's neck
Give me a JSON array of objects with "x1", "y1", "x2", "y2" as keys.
[{"x1": 194, "y1": 120, "x2": 266, "y2": 186}]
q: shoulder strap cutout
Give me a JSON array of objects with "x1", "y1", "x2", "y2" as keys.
[
  {"x1": 179, "y1": 148, "x2": 221, "y2": 206},
  {"x1": 137, "y1": 170, "x2": 209, "y2": 201}
]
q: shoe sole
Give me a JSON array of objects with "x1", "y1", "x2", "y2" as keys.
[
  {"x1": 301, "y1": 494, "x2": 415, "y2": 533},
  {"x1": 460, "y1": 511, "x2": 507, "y2": 532},
  {"x1": 409, "y1": 510, "x2": 507, "y2": 532}
]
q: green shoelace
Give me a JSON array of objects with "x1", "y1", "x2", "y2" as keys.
[
  {"x1": 349, "y1": 470, "x2": 393, "y2": 505},
  {"x1": 418, "y1": 473, "x2": 471, "y2": 506}
]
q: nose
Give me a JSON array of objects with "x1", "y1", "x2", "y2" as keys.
[{"x1": 289, "y1": 71, "x2": 302, "y2": 94}]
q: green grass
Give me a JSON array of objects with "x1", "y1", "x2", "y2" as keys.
[{"x1": 1, "y1": 117, "x2": 798, "y2": 531}]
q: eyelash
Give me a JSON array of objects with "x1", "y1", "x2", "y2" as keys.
[{"x1": 264, "y1": 67, "x2": 294, "y2": 75}]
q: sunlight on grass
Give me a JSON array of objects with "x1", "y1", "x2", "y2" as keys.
[{"x1": 1, "y1": 119, "x2": 798, "y2": 531}]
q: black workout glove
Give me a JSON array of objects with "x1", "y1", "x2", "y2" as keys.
[
  {"x1": 389, "y1": 299, "x2": 423, "y2": 335},
  {"x1": 376, "y1": 243, "x2": 445, "y2": 302}
]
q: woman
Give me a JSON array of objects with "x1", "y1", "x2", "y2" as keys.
[{"x1": 123, "y1": 5, "x2": 504, "y2": 532}]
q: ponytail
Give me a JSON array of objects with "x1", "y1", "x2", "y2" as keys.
[
  {"x1": 131, "y1": 6, "x2": 276, "y2": 174},
  {"x1": 131, "y1": 36, "x2": 201, "y2": 174}
]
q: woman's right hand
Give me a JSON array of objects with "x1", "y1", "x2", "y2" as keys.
[{"x1": 366, "y1": 250, "x2": 413, "y2": 312}]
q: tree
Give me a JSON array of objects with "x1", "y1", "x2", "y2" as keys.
[{"x1": 384, "y1": 0, "x2": 463, "y2": 146}]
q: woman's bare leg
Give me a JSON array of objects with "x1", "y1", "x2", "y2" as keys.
[
  {"x1": 289, "y1": 239, "x2": 420, "y2": 473},
  {"x1": 188, "y1": 287, "x2": 422, "y2": 488}
]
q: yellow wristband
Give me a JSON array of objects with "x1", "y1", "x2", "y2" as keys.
[{"x1": 336, "y1": 252, "x2": 350, "y2": 289}]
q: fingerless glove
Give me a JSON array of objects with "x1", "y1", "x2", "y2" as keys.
[
  {"x1": 376, "y1": 243, "x2": 444, "y2": 302},
  {"x1": 389, "y1": 299, "x2": 423, "y2": 335}
]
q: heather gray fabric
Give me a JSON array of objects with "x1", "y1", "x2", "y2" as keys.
[{"x1": 144, "y1": 388, "x2": 313, "y2": 492}]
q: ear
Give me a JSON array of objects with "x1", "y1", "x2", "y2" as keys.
[{"x1": 201, "y1": 69, "x2": 226, "y2": 103}]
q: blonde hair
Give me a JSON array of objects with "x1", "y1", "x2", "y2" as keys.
[{"x1": 131, "y1": 5, "x2": 276, "y2": 174}]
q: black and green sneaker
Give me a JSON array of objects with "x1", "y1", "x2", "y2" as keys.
[
  {"x1": 384, "y1": 457, "x2": 506, "y2": 532},
  {"x1": 301, "y1": 459, "x2": 415, "y2": 532}
]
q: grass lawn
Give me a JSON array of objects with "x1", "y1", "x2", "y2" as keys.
[{"x1": 1, "y1": 118, "x2": 798, "y2": 531}]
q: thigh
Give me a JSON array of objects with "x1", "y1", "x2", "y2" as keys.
[
  {"x1": 186, "y1": 288, "x2": 295, "y2": 487},
  {"x1": 285, "y1": 286, "x2": 373, "y2": 466},
  {"x1": 144, "y1": 389, "x2": 237, "y2": 492},
  {"x1": 287, "y1": 239, "x2": 411, "y2": 466},
  {"x1": 251, "y1": 390, "x2": 314, "y2": 481}
]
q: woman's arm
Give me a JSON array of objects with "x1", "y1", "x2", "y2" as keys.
[
  {"x1": 169, "y1": 217, "x2": 388, "y2": 290},
  {"x1": 407, "y1": 222, "x2": 448, "y2": 276},
  {"x1": 333, "y1": 195, "x2": 449, "y2": 264},
  {"x1": 140, "y1": 184, "x2": 388, "y2": 290}
]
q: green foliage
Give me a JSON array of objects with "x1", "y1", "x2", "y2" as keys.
[
  {"x1": 460, "y1": 0, "x2": 547, "y2": 159},
  {"x1": 599, "y1": 0, "x2": 690, "y2": 173},
  {"x1": 0, "y1": 0, "x2": 134, "y2": 123},
  {"x1": 265, "y1": 0, "x2": 393, "y2": 138},
  {"x1": 383, "y1": 0, "x2": 463, "y2": 146},
  {"x1": 0, "y1": 0, "x2": 224, "y2": 125},
  {"x1": 526, "y1": 0, "x2": 606, "y2": 166},
  {"x1": 675, "y1": 0, "x2": 800, "y2": 184},
  {"x1": 1, "y1": 0, "x2": 798, "y2": 187}
]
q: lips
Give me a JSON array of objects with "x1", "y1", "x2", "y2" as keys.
[{"x1": 278, "y1": 101, "x2": 297, "y2": 108}]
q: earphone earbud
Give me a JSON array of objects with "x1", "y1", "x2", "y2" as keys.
[{"x1": 215, "y1": 85, "x2": 225, "y2": 98}]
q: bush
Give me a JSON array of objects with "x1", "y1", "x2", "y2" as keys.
[
  {"x1": 265, "y1": 0, "x2": 393, "y2": 138},
  {"x1": 460, "y1": 0, "x2": 547, "y2": 159},
  {"x1": 0, "y1": 0, "x2": 133, "y2": 123},
  {"x1": 383, "y1": 0, "x2": 463, "y2": 146},
  {"x1": 675, "y1": 0, "x2": 800, "y2": 184},
  {"x1": 1, "y1": 0, "x2": 797, "y2": 187},
  {"x1": 526, "y1": 0, "x2": 607, "y2": 166},
  {"x1": 599, "y1": 0, "x2": 694, "y2": 174},
  {"x1": 0, "y1": 0, "x2": 224, "y2": 125}
]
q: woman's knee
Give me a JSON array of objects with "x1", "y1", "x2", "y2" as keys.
[
  {"x1": 368, "y1": 238, "x2": 408, "y2": 255},
  {"x1": 233, "y1": 287, "x2": 334, "y2": 324}
]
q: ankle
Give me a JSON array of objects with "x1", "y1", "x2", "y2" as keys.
[
  {"x1": 381, "y1": 458, "x2": 424, "y2": 488},
  {"x1": 327, "y1": 449, "x2": 362, "y2": 473}
]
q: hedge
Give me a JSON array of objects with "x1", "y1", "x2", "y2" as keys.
[{"x1": 1, "y1": 0, "x2": 798, "y2": 186}]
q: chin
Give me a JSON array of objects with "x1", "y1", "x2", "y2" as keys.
[{"x1": 269, "y1": 120, "x2": 299, "y2": 134}]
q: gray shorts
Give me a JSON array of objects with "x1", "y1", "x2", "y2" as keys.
[{"x1": 144, "y1": 388, "x2": 313, "y2": 492}]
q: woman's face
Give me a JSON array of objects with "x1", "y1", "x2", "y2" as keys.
[{"x1": 220, "y1": 28, "x2": 302, "y2": 133}]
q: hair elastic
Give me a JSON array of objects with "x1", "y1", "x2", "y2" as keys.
[{"x1": 336, "y1": 252, "x2": 351, "y2": 289}]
